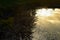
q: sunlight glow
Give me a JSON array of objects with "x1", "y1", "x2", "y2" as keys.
[
  {"x1": 35, "y1": 8, "x2": 60, "y2": 24},
  {"x1": 32, "y1": 8, "x2": 60, "y2": 40},
  {"x1": 35, "y1": 8, "x2": 53, "y2": 17}
]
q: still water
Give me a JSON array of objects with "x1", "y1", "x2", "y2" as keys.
[{"x1": 32, "y1": 8, "x2": 60, "y2": 40}]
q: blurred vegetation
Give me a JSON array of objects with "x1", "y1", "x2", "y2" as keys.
[
  {"x1": 0, "y1": 0, "x2": 36, "y2": 40},
  {"x1": 0, "y1": 8, "x2": 14, "y2": 40},
  {"x1": 0, "y1": 0, "x2": 60, "y2": 40}
]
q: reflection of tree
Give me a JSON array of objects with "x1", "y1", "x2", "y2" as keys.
[
  {"x1": 0, "y1": 0, "x2": 37, "y2": 40},
  {"x1": 14, "y1": 7, "x2": 35, "y2": 40},
  {"x1": 0, "y1": 8, "x2": 14, "y2": 40},
  {"x1": 0, "y1": 7, "x2": 36, "y2": 40},
  {"x1": 0, "y1": 6, "x2": 35, "y2": 40}
]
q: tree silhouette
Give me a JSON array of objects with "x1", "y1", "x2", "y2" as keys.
[{"x1": 0, "y1": 0, "x2": 60, "y2": 40}]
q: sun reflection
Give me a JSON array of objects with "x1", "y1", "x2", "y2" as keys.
[
  {"x1": 35, "y1": 8, "x2": 60, "y2": 23},
  {"x1": 35, "y1": 8, "x2": 53, "y2": 17},
  {"x1": 32, "y1": 8, "x2": 60, "y2": 40}
]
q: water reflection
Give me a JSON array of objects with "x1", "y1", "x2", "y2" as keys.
[{"x1": 32, "y1": 8, "x2": 60, "y2": 40}]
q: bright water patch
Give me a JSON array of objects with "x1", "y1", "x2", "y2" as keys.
[{"x1": 32, "y1": 8, "x2": 60, "y2": 40}]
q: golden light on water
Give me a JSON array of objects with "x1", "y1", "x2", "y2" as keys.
[
  {"x1": 35, "y1": 8, "x2": 53, "y2": 17},
  {"x1": 32, "y1": 8, "x2": 60, "y2": 40},
  {"x1": 35, "y1": 8, "x2": 60, "y2": 25}
]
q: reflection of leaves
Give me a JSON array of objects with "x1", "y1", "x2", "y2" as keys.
[
  {"x1": 0, "y1": 17, "x2": 13, "y2": 25},
  {"x1": 0, "y1": 0, "x2": 36, "y2": 40},
  {"x1": 0, "y1": 17, "x2": 14, "y2": 39},
  {"x1": 1, "y1": 17, "x2": 13, "y2": 29}
]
